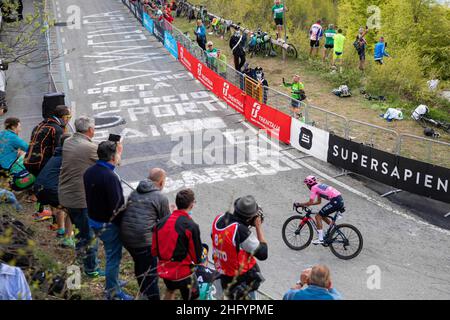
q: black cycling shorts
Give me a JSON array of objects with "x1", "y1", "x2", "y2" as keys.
[
  {"x1": 325, "y1": 44, "x2": 334, "y2": 49},
  {"x1": 291, "y1": 99, "x2": 301, "y2": 108},
  {"x1": 319, "y1": 196, "x2": 344, "y2": 217},
  {"x1": 164, "y1": 274, "x2": 199, "y2": 300},
  {"x1": 310, "y1": 40, "x2": 320, "y2": 48},
  {"x1": 274, "y1": 18, "x2": 283, "y2": 26}
]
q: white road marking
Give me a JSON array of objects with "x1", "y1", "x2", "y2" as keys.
[
  {"x1": 445, "y1": 212, "x2": 450, "y2": 218},
  {"x1": 65, "y1": 63, "x2": 70, "y2": 72},
  {"x1": 87, "y1": 25, "x2": 137, "y2": 34},
  {"x1": 62, "y1": 37, "x2": 66, "y2": 44},
  {"x1": 60, "y1": 28, "x2": 64, "y2": 33},
  {"x1": 58, "y1": 13, "x2": 62, "y2": 19},
  {"x1": 68, "y1": 79, "x2": 73, "y2": 90},
  {"x1": 87, "y1": 30, "x2": 143, "y2": 39},
  {"x1": 149, "y1": 125, "x2": 160, "y2": 137},
  {"x1": 95, "y1": 73, "x2": 171, "y2": 86}
]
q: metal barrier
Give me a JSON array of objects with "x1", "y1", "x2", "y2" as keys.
[
  {"x1": 306, "y1": 104, "x2": 349, "y2": 138},
  {"x1": 398, "y1": 134, "x2": 450, "y2": 168},
  {"x1": 346, "y1": 120, "x2": 399, "y2": 154}
]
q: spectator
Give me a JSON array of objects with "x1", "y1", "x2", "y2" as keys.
[
  {"x1": 271, "y1": 0, "x2": 286, "y2": 40},
  {"x1": 217, "y1": 49, "x2": 228, "y2": 79},
  {"x1": 374, "y1": 37, "x2": 390, "y2": 64},
  {"x1": 120, "y1": 168, "x2": 171, "y2": 300},
  {"x1": 205, "y1": 41, "x2": 218, "y2": 71},
  {"x1": 283, "y1": 75, "x2": 306, "y2": 119},
  {"x1": 332, "y1": 29, "x2": 346, "y2": 68},
  {"x1": 196, "y1": 244, "x2": 221, "y2": 300},
  {"x1": 0, "y1": 263, "x2": 32, "y2": 300},
  {"x1": 0, "y1": 117, "x2": 35, "y2": 193},
  {"x1": 24, "y1": 105, "x2": 71, "y2": 177},
  {"x1": 32, "y1": 134, "x2": 74, "y2": 248},
  {"x1": 152, "y1": 189, "x2": 202, "y2": 300},
  {"x1": 309, "y1": 20, "x2": 323, "y2": 57},
  {"x1": 255, "y1": 67, "x2": 269, "y2": 104},
  {"x1": 283, "y1": 265, "x2": 342, "y2": 300},
  {"x1": 194, "y1": 19, "x2": 207, "y2": 50},
  {"x1": 354, "y1": 26, "x2": 368, "y2": 71},
  {"x1": 322, "y1": 24, "x2": 336, "y2": 62},
  {"x1": 211, "y1": 195, "x2": 268, "y2": 300},
  {"x1": 229, "y1": 27, "x2": 246, "y2": 72},
  {"x1": 0, "y1": 101, "x2": 7, "y2": 117},
  {"x1": 58, "y1": 116, "x2": 101, "y2": 278},
  {"x1": 84, "y1": 141, "x2": 133, "y2": 300}
]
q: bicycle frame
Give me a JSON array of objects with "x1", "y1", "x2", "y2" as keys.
[{"x1": 296, "y1": 207, "x2": 342, "y2": 240}]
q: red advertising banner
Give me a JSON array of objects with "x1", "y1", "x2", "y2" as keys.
[
  {"x1": 244, "y1": 95, "x2": 292, "y2": 144},
  {"x1": 196, "y1": 62, "x2": 220, "y2": 94},
  {"x1": 214, "y1": 77, "x2": 246, "y2": 114},
  {"x1": 178, "y1": 44, "x2": 197, "y2": 78}
]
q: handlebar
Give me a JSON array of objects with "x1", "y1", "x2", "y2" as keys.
[{"x1": 293, "y1": 204, "x2": 312, "y2": 215}]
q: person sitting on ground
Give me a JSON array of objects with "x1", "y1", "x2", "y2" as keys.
[
  {"x1": 32, "y1": 134, "x2": 74, "y2": 248},
  {"x1": 283, "y1": 265, "x2": 342, "y2": 300},
  {"x1": 83, "y1": 140, "x2": 133, "y2": 300},
  {"x1": 323, "y1": 24, "x2": 336, "y2": 62},
  {"x1": 152, "y1": 188, "x2": 203, "y2": 301},
  {"x1": 0, "y1": 117, "x2": 35, "y2": 193},
  {"x1": 283, "y1": 75, "x2": 306, "y2": 119},
  {"x1": 374, "y1": 37, "x2": 390, "y2": 64},
  {"x1": 120, "y1": 168, "x2": 172, "y2": 300}
]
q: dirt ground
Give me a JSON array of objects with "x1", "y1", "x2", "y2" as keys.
[{"x1": 173, "y1": 18, "x2": 450, "y2": 167}]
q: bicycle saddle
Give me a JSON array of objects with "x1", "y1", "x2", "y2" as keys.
[{"x1": 339, "y1": 207, "x2": 346, "y2": 213}]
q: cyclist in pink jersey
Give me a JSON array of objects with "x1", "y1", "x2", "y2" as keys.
[{"x1": 295, "y1": 175, "x2": 344, "y2": 245}]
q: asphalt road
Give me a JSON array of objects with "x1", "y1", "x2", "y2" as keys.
[{"x1": 5, "y1": 0, "x2": 450, "y2": 299}]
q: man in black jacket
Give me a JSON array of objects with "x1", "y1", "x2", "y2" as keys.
[
  {"x1": 120, "y1": 168, "x2": 171, "y2": 300},
  {"x1": 84, "y1": 141, "x2": 133, "y2": 300},
  {"x1": 229, "y1": 27, "x2": 247, "y2": 72}
]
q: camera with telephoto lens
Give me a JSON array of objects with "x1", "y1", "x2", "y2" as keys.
[{"x1": 250, "y1": 206, "x2": 264, "y2": 226}]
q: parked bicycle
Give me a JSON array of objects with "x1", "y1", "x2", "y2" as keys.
[
  {"x1": 247, "y1": 29, "x2": 274, "y2": 57},
  {"x1": 272, "y1": 37, "x2": 298, "y2": 59},
  {"x1": 210, "y1": 17, "x2": 233, "y2": 41},
  {"x1": 282, "y1": 205, "x2": 363, "y2": 260}
]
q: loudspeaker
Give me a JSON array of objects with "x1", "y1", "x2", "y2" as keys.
[{"x1": 42, "y1": 92, "x2": 65, "y2": 118}]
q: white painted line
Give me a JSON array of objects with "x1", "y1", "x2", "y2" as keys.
[
  {"x1": 445, "y1": 212, "x2": 450, "y2": 218},
  {"x1": 68, "y1": 79, "x2": 73, "y2": 90},
  {"x1": 62, "y1": 37, "x2": 66, "y2": 44},
  {"x1": 60, "y1": 28, "x2": 64, "y2": 33},
  {"x1": 240, "y1": 121, "x2": 450, "y2": 236},
  {"x1": 57, "y1": 6, "x2": 60, "y2": 12},
  {"x1": 65, "y1": 63, "x2": 70, "y2": 72},
  {"x1": 64, "y1": 49, "x2": 68, "y2": 55},
  {"x1": 95, "y1": 73, "x2": 170, "y2": 86},
  {"x1": 58, "y1": 13, "x2": 62, "y2": 19},
  {"x1": 149, "y1": 125, "x2": 160, "y2": 137}
]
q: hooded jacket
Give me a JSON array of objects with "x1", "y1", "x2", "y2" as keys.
[{"x1": 119, "y1": 179, "x2": 171, "y2": 249}]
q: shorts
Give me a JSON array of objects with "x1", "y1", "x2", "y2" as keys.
[
  {"x1": 358, "y1": 49, "x2": 365, "y2": 61},
  {"x1": 334, "y1": 52, "x2": 343, "y2": 56},
  {"x1": 325, "y1": 44, "x2": 334, "y2": 49},
  {"x1": 164, "y1": 274, "x2": 199, "y2": 300},
  {"x1": 274, "y1": 18, "x2": 283, "y2": 26},
  {"x1": 35, "y1": 188, "x2": 60, "y2": 208},
  {"x1": 310, "y1": 40, "x2": 320, "y2": 48},
  {"x1": 291, "y1": 99, "x2": 301, "y2": 108},
  {"x1": 319, "y1": 195, "x2": 344, "y2": 217}
]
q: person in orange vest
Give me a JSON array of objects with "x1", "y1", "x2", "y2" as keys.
[{"x1": 211, "y1": 195, "x2": 268, "y2": 300}]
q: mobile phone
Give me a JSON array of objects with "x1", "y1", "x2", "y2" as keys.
[{"x1": 108, "y1": 134, "x2": 122, "y2": 143}]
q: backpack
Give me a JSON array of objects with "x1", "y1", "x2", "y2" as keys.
[{"x1": 353, "y1": 40, "x2": 361, "y2": 52}]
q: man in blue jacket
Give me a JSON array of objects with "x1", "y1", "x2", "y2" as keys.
[
  {"x1": 283, "y1": 265, "x2": 342, "y2": 300},
  {"x1": 374, "y1": 37, "x2": 390, "y2": 64},
  {"x1": 84, "y1": 140, "x2": 132, "y2": 300},
  {"x1": 195, "y1": 19, "x2": 207, "y2": 50}
]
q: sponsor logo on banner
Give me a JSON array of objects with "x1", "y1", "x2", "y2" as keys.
[
  {"x1": 164, "y1": 31, "x2": 178, "y2": 59},
  {"x1": 197, "y1": 62, "x2": 215, "y2": 91},
  {"x1": 244, "y1": 96, "x2": 291, "y2": 144},
  {"x1": 327, "y1": 134, "x2": 450, "y2": 203},
  {"x1": 143, "y1": 13, "x2": 154, "y2": 34},
  {"x1": 290, "y1": 118, "x2": 329, "y2": 162},
  {"x1": 178, "y1": 45, "x2": 194, "y2": 76},
  {"x1": 218, "y1": 80, "x2": 245, "y2": 114}
]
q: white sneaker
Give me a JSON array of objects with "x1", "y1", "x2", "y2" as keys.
[{"x1": 312, "y1": 239, "x2": 324, "y2": 245}]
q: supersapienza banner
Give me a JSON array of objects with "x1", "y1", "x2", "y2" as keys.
[
  {"x1": 290, "y1": 119, "x2": 329, "y2": 162},
  {"x1": 327, "y1": 134, "x2": 450, "y2": 203}
]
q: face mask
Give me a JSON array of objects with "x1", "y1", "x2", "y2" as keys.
[{"x1": 188, "y1": 211, "x2": 193, "y2": 216}]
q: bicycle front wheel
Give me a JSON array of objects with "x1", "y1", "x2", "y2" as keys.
[
  {"x1": 286, "y1": 44, "x2": 298, "y2": 59},
  {"x1": 328, "y1": 224, "x2": 363, "y2": 260},
  {"x1": 282, "y1": 216, "x2": 313, "y2": 250}
]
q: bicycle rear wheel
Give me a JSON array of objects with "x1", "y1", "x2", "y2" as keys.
[
  {"x1": 286, "y1": 44, "x2": 298, "y2": 59},
  {"x1": 328, "y1": 224, "x2": 363, "y2": 260},
  {"x1": 282, "y1": 216, "x2": 313, "y2": 250}
]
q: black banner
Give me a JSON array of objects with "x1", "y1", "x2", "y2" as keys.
[
  {"x1": 153, "y1": 20, "x2": 165, "y2": 43},
  {"x1": 327, "y1": 134, "x2": 450, "y2": 203}
]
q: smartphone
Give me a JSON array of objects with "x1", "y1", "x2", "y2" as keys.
[{"x1": 108, "y1": 134, "x2": 122, "y2": 143}]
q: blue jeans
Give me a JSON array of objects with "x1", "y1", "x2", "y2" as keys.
[
  {"x1": 67, "y1": 208, "x2": 99, "y2": 273},
  {"x1": 91, "y1": 221, "x2": 123, "y2": 295}
]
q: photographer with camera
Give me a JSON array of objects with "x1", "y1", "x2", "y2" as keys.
[{"x1": 211, "y1": 195, "x2": 267, "y2": 300}]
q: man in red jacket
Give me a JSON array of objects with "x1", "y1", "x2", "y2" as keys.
[{"x1": 152, "y1": 188, "x2": 203, "y2": 300}]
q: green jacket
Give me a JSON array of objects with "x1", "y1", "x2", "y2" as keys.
[
  {"x1": 284, "y1": 81, "x2": 305, "y2": 100},
  {"x1": 217, "y1": 54, "x2": 227, "y2": 74}
]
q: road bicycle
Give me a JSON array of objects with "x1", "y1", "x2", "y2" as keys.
[
  {"x1": 416, "y1": 115, "x2": 450, "y2": 133},
  {"x1": 247, "y1": 29, "x2": 274, "y2": 57},
  {"x1": 272, "y1": 37, "x2": 298, "y2": 59},
  {"x1": 282, "y1": 205, "x2": 363, "y2": 260}
]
